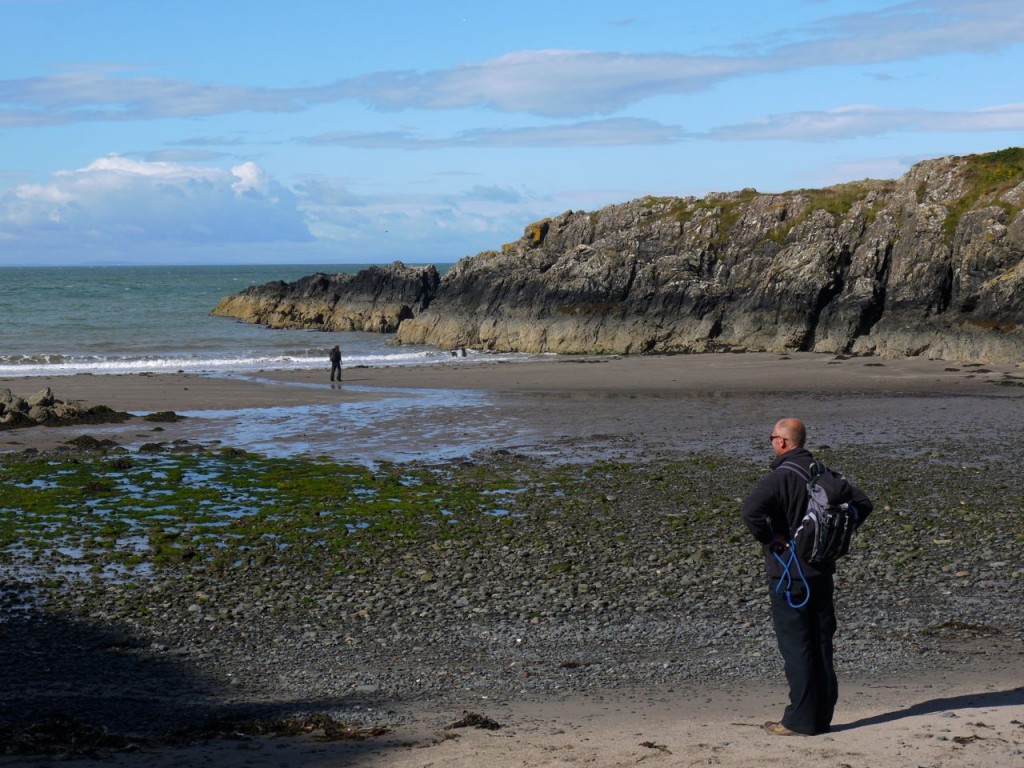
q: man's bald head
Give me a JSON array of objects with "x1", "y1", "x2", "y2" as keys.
[{"x1": 771, "y1": 418, "x2": 806, "y2": 455}]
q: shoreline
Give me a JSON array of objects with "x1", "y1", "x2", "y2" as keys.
[
  {"x1": 4, "y1": 351, "x2": 1023, "y2": 412},
  {"x1": 3, "y1": 352, "x2": 1023, "y2": 464}
]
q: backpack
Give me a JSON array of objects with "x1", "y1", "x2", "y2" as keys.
[{"x1": 779, "y1": 460, "x2": 861, "y2": 566}]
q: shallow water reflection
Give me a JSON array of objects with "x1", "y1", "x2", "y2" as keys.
[
  {"x1": 176, "y1": 386, "x2": 533, "y2": 464},
  {"x1": 102, "y1": 383, "x2": 1024, "y2": 469}
]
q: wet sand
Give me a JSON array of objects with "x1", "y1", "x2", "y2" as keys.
[
  {"x1": 5, "y1": 351, "x2": 1022, "y2": 410},
  {"x1": 3, "y1": 352, "x2": 1023, "y2": 463}
]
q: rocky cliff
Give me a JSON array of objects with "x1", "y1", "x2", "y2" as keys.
[
  {"x1": 216, "y1": 149, "x2": 1024, "y2": 363},
  {"x1": 211, "y1": 262, "x2": 440, "y2": 333}
]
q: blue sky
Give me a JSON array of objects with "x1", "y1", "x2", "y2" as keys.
[{"x1": 1, "y1": 0, "x2": 1022, "y2": 266}]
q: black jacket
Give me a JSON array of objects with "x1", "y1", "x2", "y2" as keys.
[{"x1": 741, "y1": 447, "x2": 873, "y2": 579}]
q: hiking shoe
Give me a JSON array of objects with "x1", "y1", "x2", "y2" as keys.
[{"x1": 764, "y1": 721, "x2": 804, "y2": 736}]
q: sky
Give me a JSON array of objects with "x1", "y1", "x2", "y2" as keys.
[{"x1": 1, "y1": 0, "x2": 1023, "y2": 267}]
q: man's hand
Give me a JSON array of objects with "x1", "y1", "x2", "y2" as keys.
[{"x1": 768, "y1": 534, "x2": 789, "y2": 554}]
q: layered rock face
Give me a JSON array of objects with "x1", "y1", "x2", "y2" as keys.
[
  {"x1": 395, "y1": 149, "x2": 1024, "y2": 362},
  {"x1": 211, "y1": 262, "x2": 441, "y2": 333},
  {"x1": 213, "y1": 150, "x2": 1024, "y2": 363}
]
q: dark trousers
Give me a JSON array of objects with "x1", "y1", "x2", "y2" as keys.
[
  {"x1": 768, "y1": 575, "x2": 838, "y2": 735},
  {"x1": 330, "y1": 362, "x2": 341, "y2": 381}
]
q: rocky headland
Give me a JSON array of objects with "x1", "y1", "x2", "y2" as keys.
[
  {"x1": 213, "y1": 148, "x2": 1024, "y2": 363},
  {"x1": 211, "y1": 262, "x2": 440, "y2": 333}
]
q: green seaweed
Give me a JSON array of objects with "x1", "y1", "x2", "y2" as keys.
[{"x1": 1, "y1": 443, "x2": 1020, "y2": 605}]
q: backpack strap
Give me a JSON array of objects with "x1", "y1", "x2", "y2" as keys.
[
  {"x1": 779, "y1": 459, "x2": 827, "y2": 488},
  {"x1": 778, "y1": 460, "x2": 810, "y2": 483},
  {"x1": 773, "y1": 460, "x2": 817, "y2": 607}
]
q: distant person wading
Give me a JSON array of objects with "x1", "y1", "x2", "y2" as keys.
[{"x1": 329, "y1": 345, "x2": 342, "y2": 382}]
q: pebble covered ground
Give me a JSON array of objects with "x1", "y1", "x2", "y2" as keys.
[{"x1": 1, "y1": 424, "x2": 1021, "y2": 754}]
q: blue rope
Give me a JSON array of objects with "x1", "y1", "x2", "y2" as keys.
[{"x1": 772, "y1": 540, "x2": 810, "y2": 609}]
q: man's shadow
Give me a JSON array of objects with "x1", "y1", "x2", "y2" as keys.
[{"x1": 834, "y1": 686, "x2": 1024, "y2": 731}]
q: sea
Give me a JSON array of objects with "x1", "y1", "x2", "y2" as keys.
[
  {"x1": 0, "y1": 264, "x2": 536, "y2": 378},
  {"x1": 0, "y1": 264, "x2": 553, "y2": 463}
]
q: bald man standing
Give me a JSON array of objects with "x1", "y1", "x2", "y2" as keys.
[{"x1": 741, "y1": 418, "x2": 873, "y2": 736}]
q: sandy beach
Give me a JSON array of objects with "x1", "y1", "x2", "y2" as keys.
[
  {"x1": 5, "y1": 350, "x2": 1022, "y2": 411},
  {"x1": 2, "y1": 352, "x2": 1022, "y2": 767},
  {"x1": 4, "y1": 351, "x2": 1024, "y2": 461},
  {"x1": 5, "y1": 663, "x2": 1018, "y2": 768}
]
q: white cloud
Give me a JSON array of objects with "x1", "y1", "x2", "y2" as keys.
[
  {"x1": 332, "y1": 51, "x2": 755, "y2": 117},
  {"x1": 780, "y1": 0, "x2": 1024, "y2": 65},
  {"x1": 711, "y1": 103, "x2": 1024, "y2": 141},
  {"x1": 468, "y1": 185, "x2": 523, "y2": 204},
  {"x1": 2, "y1": 2, "x2": 1021, "y2": 124},
  {"x1": 0, "y1": 69, "x2": 311, "y2": 126},
  {"x1": 304, "y1": 99, "x2": 1024, "y2": 149},
  {"x1": 230, "y1": 161, "x2": 272, "y2": 196},
  {"x1": 291, "y1": 176, "x2": 548, "y2": 259},
  {"x1": 314, "y1": 2, "x2": 1024, "y2": 117},
  {"x1": 304, "y1": 118, "x2": 687, "y2": 149},
  {"x1": 0, "y1": 156, "x2": 312, "y2": 256}
]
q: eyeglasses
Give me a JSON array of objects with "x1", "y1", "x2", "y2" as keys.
[{"x1": 769, "y1": 434, "x2": 784, "y2": 443}]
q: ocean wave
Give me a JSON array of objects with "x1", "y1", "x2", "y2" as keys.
[
  {"x1": 0, "y1": 353, "x2": 73, "y2": 366},
  {"x1": 3, "y1": 265, "x2": 488, "y2": 378},
  {"x1": 0, "y1": 348, "x2": 544, "y2": 377},
  {"x1": 0, "y1": 355, "x2": 313, "y2": 377}
]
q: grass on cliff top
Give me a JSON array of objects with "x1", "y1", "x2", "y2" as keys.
[
  {"x1": 941, "y1": 147, "x2": 1024, "y2": 240},
  {"x1": 624, "y1": 150, "x2": 1024, "y2": 250},
  {"x1": 638, "y1": 182, "x2": 890, "y2": 249}
]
